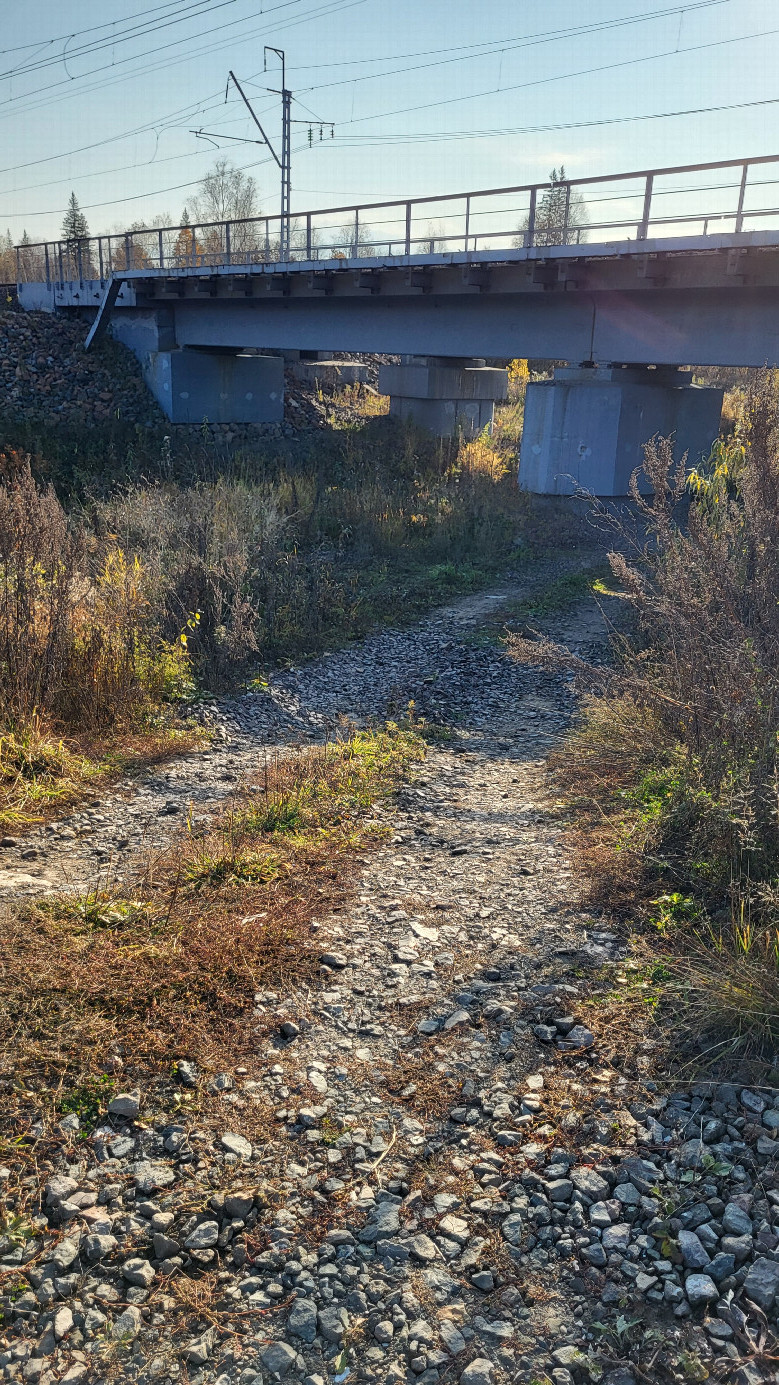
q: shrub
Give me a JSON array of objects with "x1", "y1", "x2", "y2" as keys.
[
  {"x1": 509, "y1": 370, "x2": 779, "y2": 1063},
  {"x1": 0, "y1": 454, "x2": 190, "y2": 730}
]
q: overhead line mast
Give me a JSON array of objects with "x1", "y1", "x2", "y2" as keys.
[{"x1": 192, "y1": 50, "x2": 333, "y2": 261}]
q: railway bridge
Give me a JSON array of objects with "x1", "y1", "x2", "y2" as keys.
[{"x1": 16, "y1": 153, "x2": 779, "y2": 494}]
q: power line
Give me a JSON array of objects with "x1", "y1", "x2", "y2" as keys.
[
  {"x1": 9, "y1": 86, "x2": 779, "y2": 227},
  {"x1": 297, "y1": 0, "x2": 736, "y2": 96},
  {"x1": 0, "y1": 0, "x2": 298, "y2": 113},
  {"x1": 0, "y1": 0, "x2": 233, "y2": 59},
  {"x1": 333, "y1": 22, "x2": 779, "y2": 129},
  {"x1": 0, "y1": 0, "x2": 258, "y2": 82},
  {"x1": 328, "y1": 93, "x2": 779, "y2": 148},
  {"x1": 0, "y1": 0, "x2": 366, "y2": 122}
]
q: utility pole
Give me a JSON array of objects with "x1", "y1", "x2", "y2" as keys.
[
  {"x1": 265, "y1": 48, "x2": 292, "y2": 261},
  {"x1": 192, "y1": 54, "x2": 334, "y2": 263}
]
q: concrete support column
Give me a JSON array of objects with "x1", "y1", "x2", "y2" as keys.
[
  {"x1": 519, "y1": 365, "x2": 724, "y2": 497},
  {"x1": 144, "y1": 348, "x2": 284, "y2": 424},
  {"x1": 378, "y1": 356, "x2": 508, "y2": 438}
]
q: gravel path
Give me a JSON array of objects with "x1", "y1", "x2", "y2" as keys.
[
  {"x1": 0, "y1": 559, "x2": 600, "y2": 901},
  {"x1": 3, "y1": 560, "x2": 779, "y2": 1385}
]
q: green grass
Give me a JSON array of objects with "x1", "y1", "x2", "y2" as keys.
[{"x1": 503, "y1": 563, "x2": 613, "y2": 621}]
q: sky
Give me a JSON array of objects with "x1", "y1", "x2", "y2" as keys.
[{"x1": 1, "y1": 0, "x2": 778, "y2": 246}]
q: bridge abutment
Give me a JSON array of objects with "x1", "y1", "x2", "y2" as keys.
[
  {"x1": 378, "y1": 357, "x2": 508, "y2": 437},
  {"x1": 519, "y1": 365, "x2": 723, "y2": 497}
]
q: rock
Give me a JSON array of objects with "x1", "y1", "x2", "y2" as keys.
[
  {"x1": 45, "y1": 1175, "x2": 79, "y2": 1206},
  {"x1": 181, "y1": 1331, "x2": 215, "y2": 1365},
  {"x1": 439, "y1": 1319, "x2": 466, "y2": 1354},
  {"x1": 373, "y1": 1320, "x2": 394, "y2": 1343},
  {"x1": 444, "y1": 1009, "x2": 472, "y2": 1031},
  {"x1": 176, "y1": 1060, "x2": 198, "y2": 1087},
  {"x1": 184, "y1": 1221, "x2": 220, "y2": 1250},
  {"x1": 471, "y1": 1271, "x2": 495, "y2": 1291},
  {"x1": 601, "y1": 1224, "x2": 631, "y2": 1253},
  {"x1": 288, "y1": 1299, "x2": 318, "y2": 1343},
  {"x1": 133, "y1": 1161, "x2": 176, "y2": 1193},
  {"x1": 570, "y1": 1167, "x2": 611, "y2": 1201},
  {"x1": 678, "y1": 1230, "x2": 711, "y2": 1269},
  {"x1": 438, "y1": 1214, "x2": 469, "y2": 1245},
  {"x1": 553, "y1": 1347, "x2": 588, "y2": 1368},
  {"x1": 722, "y1": 1202, "x2": 753, "y2": 1236},
  {"x1": 707, "y1": 1252, "x2": 736, "y2": 1281},
  {"x1": 581, "y1": 1243, "x2": 607, "y2": 1267},
  {"x1": 721, "y1": 1234, "x2": 753, "y2": 1261},
  {"x1": 83, "y1": 1234, "x2": 118, "y2": 1262},
  {"x1": 533, "y1": 1024, "x2": 557, "y2": 1043},
  {"x1": 562, "y1": 1024, "x2": 594, "y2": 1047},
  {"x1": 318, "y1": 1305, "x2": 349, "y2": 1342},
  {"x1": 51, "y1": 1240, "x2": 79, "y2": 1271},
  {"x1": 459, "y1": 1360, "x2": 493, "y2": 1385},
  {"x1": 122, "y1": 1257, "x2": 156, "y2": 1287},
  {"x1": 223, "y1": 1192, "x2": 254, "y2": 1219},
  {"x1": 153, "y1": 1233, "x2": 180, "y2": 1261},
  {"x1": 500, "y1": 1213, "x2": 523, "y2": 1246},
  {"x1": 612, "y1": 1182, "x2": 641, "y2": 1206},
  {"x1": 259, "y1": 1341, "x2": 297, "y2": 1377},
  {"x1": 111, "y1": 1305, "x2": 142, "y2": 1341},
  {"x1": 408, "y1": 1233, "x2": 440, "y2": 1263},
  {"x1": 209, "y1": 1072, "x2": 235, "y2": 1092},
  {"x1": 108, "y1": 1090, "x2": 141, "y2": 1119},
  {"x1": 684, "y1": 1274, "x2": 719, "y2": 1307},
  {"x1": 678, "y1": 1139, "x2": 707, "y2": 1169},
  {"x1": 221, "y1": 1132, "x2": 252, "y2": 1159},
  {"x1": 320, "y1": 951, "x2": 348, "y2": 969},
  {"x1": 740, "y1": 1089, "x2": 766, "y2": 1115},
  {"x1": 547, "y1": 1178, "x2": 574, "y2": 1203},
  {"x1": 733, "y1": 1365, "x2": 771, "y2": 1385},
  {"x1": 281, "y1": 1020, "x2": 300, "y2": 1039},
  {"x1": 52, "y1": 1307, "x2": 73, "y2": 1341},
  {"x1": 742, "y1": 1255, "x2": 779, "y2": 1310}
]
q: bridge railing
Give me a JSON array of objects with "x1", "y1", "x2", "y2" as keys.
[{"x1": 15, "y1": 152, "x2": 779, "y2": 284}]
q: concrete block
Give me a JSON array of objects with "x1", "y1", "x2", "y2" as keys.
[
  {"x1": 388, "y1": 396, "x2": 496, "y2": 438},
  {"x1": 111, "y1": 309, "x2": 176, "y2": 357},
  {"x1": 291, "y1": 360, "x2": 370, "y2": 390},
  {"x1": 144, "y1": 349, "x2": 284, "y2": 424},
  {"x1": 379, "y1": 362, "x2": 508, "y2": 402},
  {"x1": 17, "y1": 283, "x2": 56, "y2": 312},
  {"x1": 519, "y1": 366, "x2": 723, "y2": 497}
]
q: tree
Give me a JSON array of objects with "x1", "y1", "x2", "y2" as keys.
[
  {"x1": 62, "y1": 192, "x2": 89, "y2": 243},
  {"x1": 0, "y1": 230, "x2": 14, "y2": 282},
  {"x1": 17, "y1": 230, "x2": 44, "y2": 282},
  {"x1": 514, "y1": 167, "x2": 588, "y2": 248},
  {"x1": 191, "y1": 160, "x2": 260, "y2": 260}
]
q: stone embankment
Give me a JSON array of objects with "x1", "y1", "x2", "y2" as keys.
[
  {"x1": 1, "y1": 573, "x2": 778, "y2": 1385},
  {"x1": 0, "y1": 307, "x2": 387, "y2": 435}
]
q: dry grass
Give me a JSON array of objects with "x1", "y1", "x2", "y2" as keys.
[
  {"x1": 329, "y1": 382, "x2": 389, "y2": 417},
  {"x1": 0, "y1": 453, "x2": 193, "y2": 728},
  {"x1": 510, "y1": 375, "x2": 779, "y2": 1071},
  {"x1": 0, "y1": 723, "x2": 424, "y2": 1156},
  {"x1": 0, "y1": 715, "x2": 203, "y2": 829}
]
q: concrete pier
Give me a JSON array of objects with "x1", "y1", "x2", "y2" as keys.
[
  {"x1": 519, "y1": 365, "x2": 723, "y2": 496},
  {"x1": 144, "y1": 349, "x2": 284, "y2": 425},
  {"x1": 378, "y1": 357, "x2": 508, "y2": 438}
]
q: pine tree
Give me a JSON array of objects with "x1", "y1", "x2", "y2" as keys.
[
  {"x1": 514, "y1": 167, "x2": 588, "y2": 248},
  {"x1": 62, "y1": 192, "x2": 89, "y2": 242}
]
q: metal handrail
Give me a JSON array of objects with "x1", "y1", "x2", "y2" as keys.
[{"x1": 15, "y1": 152, "x2": 779, "y2": 284}]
